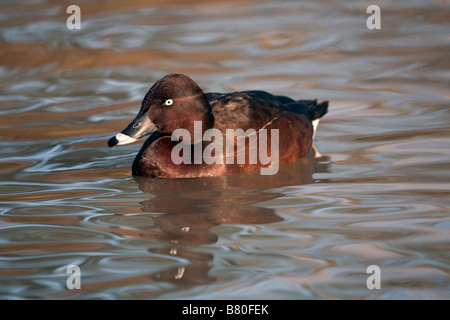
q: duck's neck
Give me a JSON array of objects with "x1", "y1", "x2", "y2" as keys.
[
  {"x1": 201, "y1": 110, "x2": 214, "y2": 131},
  {"x1": 188, "y1": 111, "x2": 214, "y2": 145},
  {"x1": 195, "y1": 93, "x2": 215, "y2": 134}
]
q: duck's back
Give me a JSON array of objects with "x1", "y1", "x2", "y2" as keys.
[
  {"x1": 207, "y1": 91, "x2": 327, "y2": 133},
  {"x1": 207, "y1": 91, "x2": 289, "y2": 132}
]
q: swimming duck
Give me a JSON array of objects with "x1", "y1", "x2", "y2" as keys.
[{"x1": 108, "y1": 73, "x2": 328, "y2": 178}]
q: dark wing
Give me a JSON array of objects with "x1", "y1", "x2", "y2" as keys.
[
  {"x1": 285, "y1": 100, "x2": 329, "y2": 121},
  {"x1": 205, "y1": 91, "x2": 328, "y2": 131},
  {"x1": 272, "y1": 95, "x2": 329, "y2": 120},
  {"x1": 206, "y1": 91, "x2": 289, "y2": 132}
]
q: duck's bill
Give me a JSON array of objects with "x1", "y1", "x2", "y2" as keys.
[{"x1": 108, "y1": 111, "x2": 158, "y2": 147}]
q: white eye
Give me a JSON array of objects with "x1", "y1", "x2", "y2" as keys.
[{"x1": 164, "y1": 99, "x2": 173, "y2": 106}]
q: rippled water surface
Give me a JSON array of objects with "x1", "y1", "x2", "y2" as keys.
[{"x1": 0, "y1": 0, "x2": 449, "y2": 299}]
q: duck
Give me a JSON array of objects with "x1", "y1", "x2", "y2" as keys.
[{"x1": 108, "y1": 73, "x2": 328, "y2": 178}]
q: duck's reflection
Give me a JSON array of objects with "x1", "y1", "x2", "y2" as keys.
[{"x1": 131, "y1": 148, "x2": 330, "y2": 291}]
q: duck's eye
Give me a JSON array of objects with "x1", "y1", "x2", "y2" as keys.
[{"x1": 164, "y1": 99, "x2": 174, "y2": 106}]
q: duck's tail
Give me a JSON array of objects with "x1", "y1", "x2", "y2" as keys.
[
  {"x1": 287, "y1": 100, "x2": 329, "y2": 138},
  {"x1": 309, "y1": 101, "x2": 328, "y2": 138}
]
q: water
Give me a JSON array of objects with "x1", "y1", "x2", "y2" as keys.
[{"x1": 0, "y1": 0, "x2": 449, "y2": 299}]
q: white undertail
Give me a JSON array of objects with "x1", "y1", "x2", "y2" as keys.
[{"x1": 312, "y1": 119, "x2": 320, "y2": 138}]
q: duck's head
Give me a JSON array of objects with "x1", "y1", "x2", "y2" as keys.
[{"x1": 108, "y1": 73, "x2": 212, "y2": 147}]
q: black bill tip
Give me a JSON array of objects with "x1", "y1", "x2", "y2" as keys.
[{"x1": 108, "y1": 136, "x2": 119, "y2": 147}]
